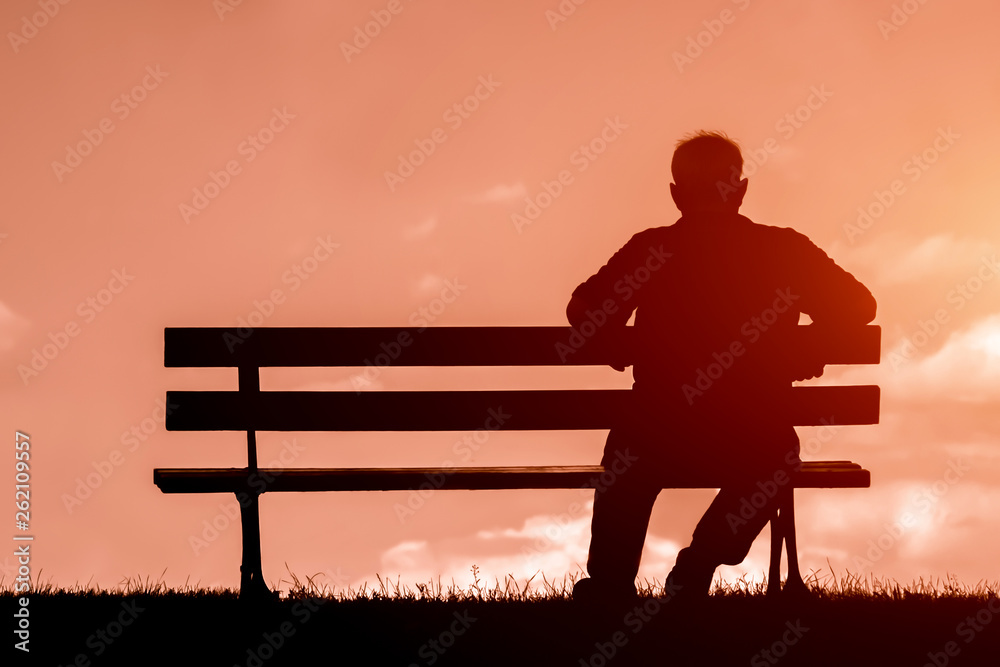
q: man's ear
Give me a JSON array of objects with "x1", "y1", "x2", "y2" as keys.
[
  {"x1": 723, "y1": 178, "x2": 748, "y2": 208},
  {"x1": 735, "y1": 178, "x2": 748, "y2": 202},
  {"x1": 669, "y1": 182, "x2": 683, "y2": 211}
]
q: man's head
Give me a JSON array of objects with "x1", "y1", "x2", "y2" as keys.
[{"x1": 670, "y1": 131, "x2": 748, "y2": 214}]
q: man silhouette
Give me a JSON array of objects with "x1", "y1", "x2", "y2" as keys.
[{"x1": 568, "y1": 131, "x2": 876, "y2": 602}]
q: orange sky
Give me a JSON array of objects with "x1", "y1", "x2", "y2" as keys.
[{"x1": 2, "y1": 0, "x2": 999, "y2": 594}]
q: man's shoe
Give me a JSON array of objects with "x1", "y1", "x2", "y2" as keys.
[{"x1": 665, "y1": 547, "x2": 715, "y2": 601}]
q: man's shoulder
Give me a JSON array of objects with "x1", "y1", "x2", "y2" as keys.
[
  {"x1": 624, "y1": 215, "x2": 818, "y2": 250},
  {"x1": 628, "y1": 223, "x2": 676, "y2": 239},
  {"x1": 738, "y1": 215, "x2": 817, "y2": 247},
  {"x1": 616, "y1": 224, "x2": 678, "y2": 252},
  {"x1": 739, "y1": 214, "x2": 803, "y2": 235}
]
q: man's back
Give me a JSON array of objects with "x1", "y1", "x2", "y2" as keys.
[{"x1": 571, "y1": 210, "x2": 875, "y2": 469}]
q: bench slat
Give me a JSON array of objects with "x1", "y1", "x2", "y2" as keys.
[
  {"x1": 165, "y1": 385, "x2": 879, "y2": 432},
  {"x1": 153, "y1": 461, "x2": 869, "y2": 493},
  {"x1": 165, "y1": 326, "x2": 881, "y2": 368}
]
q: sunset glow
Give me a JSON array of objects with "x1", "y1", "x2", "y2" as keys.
[{"x1": 2, "y1": 0, "x2": 999, "y2": 599}]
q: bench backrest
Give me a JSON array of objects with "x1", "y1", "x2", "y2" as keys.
[{"x1": 165, "y1": 326, "x2": 879, "y2": 439}]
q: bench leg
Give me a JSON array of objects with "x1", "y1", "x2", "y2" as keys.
[
  {"x1": 238, "y1": 492, "x2": 272, "y2": 601},
  {"x1": 767, "y1": 503, "x2": 782, "y2": 597},
  {"x1": 779, "y1": 488, "x2": 807, "y2": 595},
  {"x1": 767, "y1": 487, "x2": 807, "y2": 597}
]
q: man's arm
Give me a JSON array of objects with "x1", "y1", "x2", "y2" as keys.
[
  {"x1": 565, "y1": 293, "x2": 628, "y2": 371},
  {"x1": 788, "y1": 230, "x2": 876, "y2": 326},
  {"x1": 784, "y1": 229, "x2": 876, "y2": 379},
  {"x1": 567, "y1": 229, "x2": 664, "y2": 371},
  {"x1": 565, "y1": 294, "x2": 592, "y2": 329}
]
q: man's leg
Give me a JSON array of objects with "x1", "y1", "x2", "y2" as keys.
[
  {"x1": 667, "y1": 481, "x2": 781, "y2": 596},
  {"x1": 667, "y1": 419, "x2": 800, "y2": 597},
  {"x1": 575, "y1": 427, "x2": 661, "y2": 600},
  {"x1": 584, "y1": 472, "x2": 660, "y2": 594}
]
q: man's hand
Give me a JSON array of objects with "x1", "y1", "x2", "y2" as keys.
[
  {"x1": 566, "y1": 294, "x2": 631, "y2": 371},
  {"x1": 791, "y1": 363, "x2": 825, "y2": 382},
  {"x1": 608, "y1": 354, "x2": 630, "y2": 373},
  {"x1": 786, "y1": 344, "x2": 825, "y2": 381}
]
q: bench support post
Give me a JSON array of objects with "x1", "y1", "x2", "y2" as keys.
[
  {"x1": 237, "y1": 366, "x2": 273, "y2": 601},
  {"x1": 238, "y1": 488, "x2": 270, "y2": 600}
]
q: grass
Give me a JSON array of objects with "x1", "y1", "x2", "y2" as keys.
[
  {"x1": 281, "y1": 565, "x2": 999, "y2": 604},
  {"x1": 15, "y1": 564, "x2": 996, "y2": 602},
  {"x1": 5, "y1": 568, "x2": 1000, "y2": 666}
]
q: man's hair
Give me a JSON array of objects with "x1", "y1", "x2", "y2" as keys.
[{"x1": 671, "y1": 131, "x2": 743, "y2": 202}]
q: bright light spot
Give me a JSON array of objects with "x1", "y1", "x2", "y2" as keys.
[{"x1": 970, "y1": 326, "x2": 1000, "y2": 357}]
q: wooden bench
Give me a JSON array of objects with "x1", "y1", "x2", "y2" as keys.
[{"x1": 154, "y1": 325, "x2": 880, "y2": 599}]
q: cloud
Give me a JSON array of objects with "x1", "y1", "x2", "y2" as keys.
[
  {"x1": 402, "y1": 216, "x2": 437, "y2": 240},
  {"x1": 880, "y1": 313, "x2": 1000, "y2": 402},
  {"x1": 467, "y1": 182, "x2": 527, "y2": 203},
  {"x1": 413, "y1": 273, "x2": 445, "y2": 298},
  {"x1": 766, "y1": 145, "x2": 806, "y2": 179},
  {"x1": 831, "y1": 232, "x2": 996, "y2": 287},
  {"x1": 0, "y1": 301, "x2": 30, "y2": 352},
  {"x1": 381, "y1": 540, "x2": 430, "y2": 573},
  {"x1": 791, "y1": 479, "x2": 1000, "y2": 583}
]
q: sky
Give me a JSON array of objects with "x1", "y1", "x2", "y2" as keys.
[{"x1": 2, "y1": 0, "x2": 1000, "y2": 596}]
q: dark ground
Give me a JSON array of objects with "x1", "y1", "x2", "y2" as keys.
[{"x1": 6, "y1": 591, "x2": 1000, "y2": 666}]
